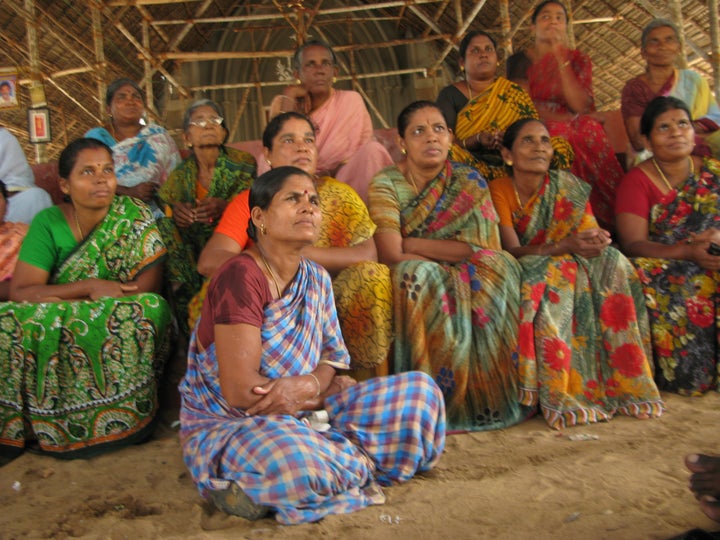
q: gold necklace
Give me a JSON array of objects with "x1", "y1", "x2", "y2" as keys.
[
  {"x1": 258, "y1": 248, "x2": 282, "y2": 298},
  {"x1": 74, "y1": 208, "x2": 85, "y2": 240},
  {"x1": 652, "y1": 156, "x2": 694, "y2": 191},
  {"x1": 511, "y1": 177, "x2": 542, "y2": 220}
]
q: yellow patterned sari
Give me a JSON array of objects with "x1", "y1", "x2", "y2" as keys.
[{"x1": 443, "y1": 77, "x2": 573, "y2": 179}]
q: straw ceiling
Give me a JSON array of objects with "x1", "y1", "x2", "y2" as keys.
[{"x1": 0, "y1": 0, "x2": 716, "y2": 161}]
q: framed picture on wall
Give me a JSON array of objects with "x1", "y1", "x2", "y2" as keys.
[
  {"x1": 0, "y1": 72, "x2": 19, "y2": 110},
  {"x1": 28, "y1": 107, "x2": 51, "y2": 143}
]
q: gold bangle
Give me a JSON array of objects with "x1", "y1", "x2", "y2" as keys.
[{"x1": 307, "y1": 373, "x2": 321, "y2": 398}]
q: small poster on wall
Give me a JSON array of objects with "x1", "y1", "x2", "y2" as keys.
[
  {"x1": 0, "y1": 72, "x2": 19, "y2": 110},
  {"x1": 28, "y1": 107, "x2": 51, "y2": 143}
]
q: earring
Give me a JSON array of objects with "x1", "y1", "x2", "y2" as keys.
[
  {"x1": 261, "y1": 223, "x2": 267, "y2": 235},
  {"x1": 332, "y1": 77, "x2": 337, "y2": 84},
  {"x1": 401, "y1": 148, "x2": 407, "y2": 155},
  {"x1": 265, "y1": 159, "x2": 271, "y2": 166},
  {"x1": 295, "y1": 78, "x2": 301, "y2": 85},
  {"x1": 187, "y1": 143, "x2": 193, "y2": 148},
  {"x1": 505, "y1": 161, "x2": 513, "y2": 166}
]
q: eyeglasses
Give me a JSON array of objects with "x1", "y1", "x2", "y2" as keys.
[{"x1": 188, "y1": 117, "x2": 223, "y2": 128}]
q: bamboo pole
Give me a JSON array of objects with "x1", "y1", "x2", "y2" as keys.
[
  {"x1": 157, "y1": 34, "x2": 450, "y2": 62},
  {"x1": 91, "y1": 2, "x2": 107, "y2": 120},
  {"x1": 24, "y1": 0, "x2": 47, "y2": 162},
  {"x1": 105, "y1": 13, "x2": 190, "y2": 98},
  {"x1": 499, "y1": 0, "x2": 512, "y2": 60},
  {"x1": 142, "y1": 19, "x2": 156, "y2": 116},
  {"x1": 709, "y1": 0, "x2": 720, "y2": 102},
  {"x1": 430, "y1": 0, "x2": 490, "y2": 72},
  {"x1": 150, "y1": 0, "x2": 441, "y2": 26},
  {"x1": 188, "y1": 68, "x2": 430, "y2": 93},
  {"x1": 568, "y1": 1, "x2": 575, "y2": 50},
  {"x1": 669, "y1": 0, "x2": 688, "y2": 68},
  {"x1": 45, "y1": 78, "x2": 101, "y2": 124}
]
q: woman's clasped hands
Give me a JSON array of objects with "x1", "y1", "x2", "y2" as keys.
[
  {"x1": 246, "y1": 374, "x2": 357, "y2": 417},
  {"x1": 560, "y1": 227, "x2": 611, "y2": 258}
]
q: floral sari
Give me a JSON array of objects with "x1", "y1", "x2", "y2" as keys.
[
  {"x1": 629, "y1": 158, "x2": 720, "y2": 394},
  {"x1": 491, "y1": 170, "x2": 662, "y2": 428},
  {"x1": 0, "y1": 196, "x2": 171, "y2": 457},
  {"x1": 85, "y1": 124, "x2": 181, "y2": 216},
  {"x1": 157, "y1": 147, "x2": 255, "y2": 334},
  {"x1": 369, "y1": 162, "x2": 524, "y2": 432}
]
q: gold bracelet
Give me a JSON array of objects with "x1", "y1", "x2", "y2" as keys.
[{"x1": 307, "y1": 373, "x2": 321, "y2": 398}]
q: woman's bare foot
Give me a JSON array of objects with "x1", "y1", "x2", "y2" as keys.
[{"x1": 686, "y1": 454, "x2": 720, "y2": 522}]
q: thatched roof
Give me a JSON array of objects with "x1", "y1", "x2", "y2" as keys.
[{"x1": 0, "y1": 0, "x2": 716, "y2": 161}]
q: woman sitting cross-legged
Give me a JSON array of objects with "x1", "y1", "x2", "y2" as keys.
[
  {"x1": 195, "y1": 112, "x2": 392, "y2": 377},
  {"x1": 369, "y1": 100, "x2": 524, "y2": 432},
  {"x1": 179, "y1": 166, "x2": 446, "y2": 524},
  {"x1": 156, "y1": 99, "x2": 255, "y2": 335},
  {"x1": 616, "y1": 96, "x2": 720, "y2": 395},
  {"x1": 488, "y1": 118, "x2": 662, "y2": 429},
  {"x1": 0, "y1": 138, "x2": 171, "y2": 459}
]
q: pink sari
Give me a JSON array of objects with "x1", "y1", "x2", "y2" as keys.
[{"x1": 311, "y1": 90, "x2": 392, "y2": 202}]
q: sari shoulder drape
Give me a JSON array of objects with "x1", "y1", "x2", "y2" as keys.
[{"x1": 53, "y1": 195, "x2": 166, "y2": 284}]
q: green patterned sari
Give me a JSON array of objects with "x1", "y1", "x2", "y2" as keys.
[
  {"x1": 0, "y1": 196, "x2": 171, "y2": 458},
  {"x1": 157, "y1": 147, "x2": 255, "y2": 334},
  {"x1": 369, "y1": 162, "x2": 523, "y2": 431}
]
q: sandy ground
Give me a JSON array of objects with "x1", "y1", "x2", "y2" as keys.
[{"x1": 1, "y1": 391, "x2": 719, "y2": 540}]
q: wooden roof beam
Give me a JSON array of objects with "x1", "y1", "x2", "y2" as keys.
[
  {"x1": 6, "y1": 0, "x2": 95, "y2": 69},
  {"x1": 45, "y1": 77, "x2": 101, "y2": 124},
  {"x1": 430, "y1": 0, "x2": 489, "y2": 72},
  {"x1": 150, "y1": 0, "x2": 442, "y2": 26},
  {"x1": 188, "y1": 68, "x2": 429, "y2": 93},
  {"x1": 104, "y1": 10, "x2": 191, "y2": 98},
  {"x1": 107, "y1": 0, "x2": 203, "y2": 5},
  {"x1": 157, "y1": 34, "x2": 450, "y2": 61}
]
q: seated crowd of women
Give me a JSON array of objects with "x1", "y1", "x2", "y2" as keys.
[{"x1": 2, "y1": 1, "x2": 720, "y2": 525}]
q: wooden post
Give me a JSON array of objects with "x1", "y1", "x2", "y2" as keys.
[
  {"x1": 142, "y1": 19, "x2": 156, "y2": 116},
  {"x1": 566, "y1": 0, "x2": 575, "y2": 50},
  {"x1": 498, "y1": 0, "x2": 512, "y2": 64},
  {"x1": 24, "y1": 0, "x2": 47, "y2": 163},
  {"x1": 670, "y1": 0, "x2": 688, "y2": 68},
  {"x1": 91, "y1": 1, "x2": 106, "y2": 120},
  {"x1": 710, "y1": 0, "x2": 720, "y2": 103}
]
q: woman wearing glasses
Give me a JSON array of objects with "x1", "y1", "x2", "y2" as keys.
[
  {"x1": 157, "y1": 99, "x2": 256, "y2": 334},
  {"x1": 85, "y1": 78, "x2": 180, "y2": 216}
]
